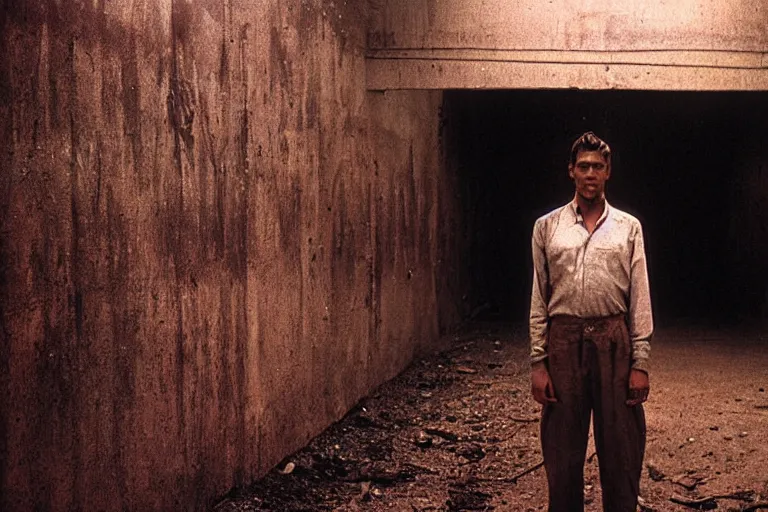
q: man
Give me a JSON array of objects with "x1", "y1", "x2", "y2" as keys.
[{"x1": 529, "y1": 132, "x2": 652, "y2": 512}]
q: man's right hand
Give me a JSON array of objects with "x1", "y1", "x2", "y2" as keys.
[{"x1": 531, "y1": 362, "x2": 558, "y2": 405}]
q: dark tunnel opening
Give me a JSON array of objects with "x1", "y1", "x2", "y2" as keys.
[{"x1": 443, "y1": 90, "x2": 768, "y2": 327}]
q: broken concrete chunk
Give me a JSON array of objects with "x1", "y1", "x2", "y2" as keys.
[
  {"x1": 646, "y1": 462, "x2": 666, "y2": 482},
  {"x1": 414, "y1": 431, "x2": 434, "y2": 448},
  {"x1": 455, "y1": 443, "x2": 485, "y2": 462}
]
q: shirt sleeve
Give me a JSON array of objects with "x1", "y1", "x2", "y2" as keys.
[
  {"x1": 628, "y1": 220, "x2": 653, "y2": 372},
  {"x1": 529, "y1": 218, "x2": 550, "y2": 365}
]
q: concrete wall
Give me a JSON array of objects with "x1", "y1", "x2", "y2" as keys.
[
  {"x1": 0, "y1": 1, "x2": 464, "y2": 510},
  {"x1": 367, "y1": 0, "x2": 768, "y2": 90}
]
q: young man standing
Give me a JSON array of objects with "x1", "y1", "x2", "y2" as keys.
[{"x1": 529, "y1": 132, "x2": 652, "y2": 512}]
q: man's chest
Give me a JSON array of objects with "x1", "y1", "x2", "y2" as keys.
[{"x1": 546, "y1": 220, "x2": 632, "y2": 270}]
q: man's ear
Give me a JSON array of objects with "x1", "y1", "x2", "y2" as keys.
[
  {"x1": 605, "y1": 164, "x2": 612, "y2": 180},
  {"x1": 568, "y1": 164, "x2": 574, "y2": 179}
]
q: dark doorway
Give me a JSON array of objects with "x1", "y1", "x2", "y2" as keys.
[{"x1": 443, "y1": 90, "x2": 768, "y2": 326}]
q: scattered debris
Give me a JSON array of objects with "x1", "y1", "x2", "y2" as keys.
[
  {"x1": 350, "y1": 412, "x2": 384, "y2": 429},
  {"x1": 447, "y1": 487, "x2": 493, "y2": 511},
  {"x1": 456, "y1": 366, "x2": 478, "y2": 375},
  {"x1": 425, "y1": 427, "x2": 459, "y2": 442},
  {"x1": 470, "y1": 379, "x2": 497, "y2": 386},
  {"x1": 669, "y1": 493, "x2": 718, "y2": 510},
  {"x1": 507, "y1": 460, "x2": 545, "y2": 482},
  {"x1": 638, "y1": 495, "x2": 657, "y2": 511},
  {"x1": 359, "y1": 480, "x2": 371, "y2": 500},
  {"x1": 672, "y1": 473, "x2": 709, "y2": 491},
  {"x1": 717, "y1": 490, "x2": 757, "y2": 501},
  {"x1": 474, "y1": 460, "x2": 545, "y2": 484},
  {"x1": 456, "y1": 443, "x2": 486, "y2": 463},
  {"x1": 279, "y1": 462, "x2": 296, "y2": 475},
  {"x1": 670, "y1": 490, "x2": 760, "y2": 510},
  {"x1": 401, "y1": 461, "x2": 439, "y2": 475},
  {"x1": 414, "y1": 431, "x2": 434, "y2": 448},
  {"x1": 740, "y1": 503, "x2": 768, "y2": 512},
  {"x1": 509, "y1": 416, "x2": 539, "y2": 423},
  {"x1": 647, "y1": 462, "x2": 666, "y2": 482},
  {"x1": 345, "y1": 463, "x2": 416, "y2": 485}
]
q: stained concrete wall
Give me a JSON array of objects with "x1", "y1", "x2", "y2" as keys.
[
  {"x1": 367, "y1": 0, "x2": 768, "y2": 90},
  {"x1": 0, "y1": 1, "x2": 465, "y2": 510}
]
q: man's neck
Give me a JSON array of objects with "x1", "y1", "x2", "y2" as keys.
[{"x1": 575, "y1": 194, "x2": 606, "y2": 218}]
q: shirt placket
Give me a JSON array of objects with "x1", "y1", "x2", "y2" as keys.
[{"x1": 576, "y1": 207, "x2": 608, "y2": 315}]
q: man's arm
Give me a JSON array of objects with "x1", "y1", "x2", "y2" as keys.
[
  {"x1": 530, "y1": 219, "x2": 557, "y2": 404},
  {"x1": 628, "y1": 220, "x2": 653, "y2": 373},
  {"x1": 530, "y1": 219, "x2": 550, "y2": 365}
]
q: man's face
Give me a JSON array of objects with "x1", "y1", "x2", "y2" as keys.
[{"x1": 568, "y1": 150, "x2": 611, "y2": 201}]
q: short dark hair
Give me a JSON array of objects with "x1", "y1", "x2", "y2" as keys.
[{"x1": 569, "y1": 132, "x2": 611, "y2": 166}]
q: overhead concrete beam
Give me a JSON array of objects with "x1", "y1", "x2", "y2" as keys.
[
  {"x1": 366, "y1": 49, "x2": 768, "y2": 90},
  {"x1": 367, "y1": 0, "x2": 768, "y2": 53},
  {"x1": 366, "y1": 0, "x2": 768, "y2": 90}
]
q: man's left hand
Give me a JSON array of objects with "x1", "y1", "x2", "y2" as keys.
[{"x1": 626, "y1": 369, "x2": 650, "y2": 406}]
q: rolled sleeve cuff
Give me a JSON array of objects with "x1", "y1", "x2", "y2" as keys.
[
  {"x1": 631, "y1": 339, "x2": 651, "y2": 373},
  {"x1": 631, "y1": 358, "x2": 649, "y2": 373},
  {"x1": 530, "y1": 345, "x2": 548, "y2": 366}
]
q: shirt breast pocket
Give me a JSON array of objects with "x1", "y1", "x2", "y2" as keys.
[
  {"x1": 591, "y1": 234, "x2": 628, "y2": 254},
  {"x1": 591, "y1": 244, "x2": 630, "y2": 277}
]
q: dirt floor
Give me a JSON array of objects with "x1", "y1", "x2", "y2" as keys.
[{"x1": 212, "y1": 321, "x2": 768, "y2": 512}]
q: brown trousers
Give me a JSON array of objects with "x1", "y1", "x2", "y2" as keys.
[{"x1": 541, "y1": 315, "x2": 645, "y2": 512}]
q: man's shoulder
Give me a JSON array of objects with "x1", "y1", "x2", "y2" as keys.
[
  {"x1": 534, "y1": 203, "x2": 571, "y2": 227},
  {"x1": 609, "y1": 204, "x2": 643, "y2": 228},
  {"x1": 611, "y1": 206, "x2": 643, "y2": 230}
]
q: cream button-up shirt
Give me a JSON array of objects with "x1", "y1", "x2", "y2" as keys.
[{"x1": 529, "y1": 199, "x2": 653, "y2": 371}]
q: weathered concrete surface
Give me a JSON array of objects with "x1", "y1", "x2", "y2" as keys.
[
  {"x1": 0, "y1": 1, "x2": 464, "y2": 510},
  {"x1": 366, "y1": 0, "x2": 768, "y2": 90}
]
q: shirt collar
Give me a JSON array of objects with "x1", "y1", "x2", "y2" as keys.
[{"x1": 568, "y1": 197, "x2": 611, "y2": 228}]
